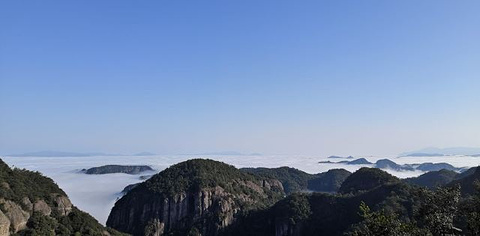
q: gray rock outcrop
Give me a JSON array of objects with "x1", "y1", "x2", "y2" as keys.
[
  {"x1": 0, "y1": 210, "x2": 10, "y2": 236},
  {"x1": 0, "y1": 199, "x2": 30, "y2": 233},
  {"x1": 33, "y1": 200, "x2": 52, "y2": 216}
]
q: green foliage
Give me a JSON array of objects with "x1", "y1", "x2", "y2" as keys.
[
  {"x1": 347, "y1": 202, "x2": 426, "y2": 236},
  {"x1": 25, "y1": 213, "x2": 57, "y2": 236},
  {"x1": 414, "y1": 185, "x2": 461, "y2": 236},
  {"x1": 187, "y1": 227, "x2": 201, "y2": 236},
  {"x1": 275, "y1": 193, "x2": 311, "y2": 225},
  {"x1": 458, "y1": 180, "x2": 480, "y2": 235},
  {"x1": 142, "y1": 159, "x2": 284, "y2": 208},
  {"x1": 56, "y1": 207, "x2": 107, "y2": 235},
  {"x1": 0, "y1": 160, "x2": 65, "y2": 204},
  {"x1": 146, "y1": 159, "x2": 262, "y2": 196},
  {"x1": 308, "y1": 169, "x2": 351, "y2": 192}
]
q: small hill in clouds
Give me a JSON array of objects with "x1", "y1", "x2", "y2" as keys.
[
  {"x1": 346, "y1": 158, "x2": 372, "y2": 165},
  {"x1": 194, "y1": 151, "x2": 262, "y2": 156},
  {"x1": 82, "y1": 165, "x2": 154, "y2": 175}
]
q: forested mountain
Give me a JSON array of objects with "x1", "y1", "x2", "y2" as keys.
[
  {"x1": 107, "y1": 159, "x2": 284, "y2": 236},
  {"x1": 405, "y1": 169, "x2": 459, "y2": 189},
  {"x1": 0, "y1": 158, "x2": 126, "y2": 236},
  {"x1": 241, "y1": 167, "x2": 351, "y2": 194}
]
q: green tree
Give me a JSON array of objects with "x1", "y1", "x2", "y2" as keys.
[
  {"x1": 26, "y1": 213, "x2": 57, "y2": 236},
  {"x1": 347, "y1": 202, "x2": 423, "y2": 236},
  {"x1": 460, "y1": 180, "x2": 480, "y2": 235},
  {"x1": 275, "y1": 193, "x2": 312, "y2": 225},
  {"x1": 415, "y1": 185, "x2": 461, "y2": 236}
]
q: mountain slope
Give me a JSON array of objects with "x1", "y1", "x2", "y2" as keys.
[
  {"x1": 455, "y1": 166, "x2": 477, "y2": 180},
  {"x1": 0, "y1": 158, "x2": 126, "y2": 236},
  {"x1": 448, "y1": 166, "x2": 480, "y2": 196},
  {"x1": 241, "y1": 167, "x2": 312, "y2": 194},
  {"x1": 307, "y1": 169, "x2": 351, "y2": 192},
  {"x1": 338, "y1": 167, "x2": 400, "y2": 194},
  {"x1": 242, "y1": 167, "x2": 351, "y2": 194},
  {"x1": 224, "y1": 169, "x2": 412, "y2": 236},
  {"x1": 404, "y1": 169, "x2": 458, "y2": 189}
]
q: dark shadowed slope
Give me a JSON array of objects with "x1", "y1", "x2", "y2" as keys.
[{"x1": 405, "y1": 169, "x2": 458, "y2": 189}]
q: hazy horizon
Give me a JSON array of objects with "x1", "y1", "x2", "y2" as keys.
[
  {"x1": 4, "y1": 146, "x2": 480, "y2": 158},
  {"x1": 1, "y1": 1, "x2": 480, "y2": 156}
]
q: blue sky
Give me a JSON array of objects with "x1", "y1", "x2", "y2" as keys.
[{"x1": 1, "y1": 1, "x2": 479, "y2": 156}]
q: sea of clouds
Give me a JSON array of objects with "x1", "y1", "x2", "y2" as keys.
[{"x1": 2, "y1": 154, "x2": 479, "y2": 225}]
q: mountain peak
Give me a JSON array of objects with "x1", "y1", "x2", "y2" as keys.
[{"x1": 338, "y1": 167, "x2": 400, "y2": 194}]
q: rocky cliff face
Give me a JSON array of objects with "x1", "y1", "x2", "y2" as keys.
[
  {"x1": 0, "y1": 210, "x2": 10, "y2": 236},
  {"x1": 107, "y1": 159, "x2": 284, "y2": 236},
  {"x1": 0, "y1": 195, "x2": 73, "y2": 234},
  {"x1": 0, "y1": 199, "x2": 30, "y2": 233}
]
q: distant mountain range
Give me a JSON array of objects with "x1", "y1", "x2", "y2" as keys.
[
  {"x1": 133, "y1": 152, "x2": 156, "y2": 156},
  {"x1": 190, "y1": 151, "x2": 263, "y2": 156},
  {"x1": 6, "y1": 150, "x2": 157, "y2": 157},
  {"x1": 5, "y1": 150, "x2": 263, "y2": 157},
  {"x1": 400, "y1": 147, "x2": 480, "y2": 156},
  {"x1": 320, "y1": 158, "x2": 467, "y2": 172}
]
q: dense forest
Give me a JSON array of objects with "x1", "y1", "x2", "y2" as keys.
[{"x1": 226, "y1": 167, "x2": 480, "y2": 236}]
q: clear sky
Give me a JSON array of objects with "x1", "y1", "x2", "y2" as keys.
[{"x1": 1, "y1": 1, "x2": 479, "y2": 156}]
